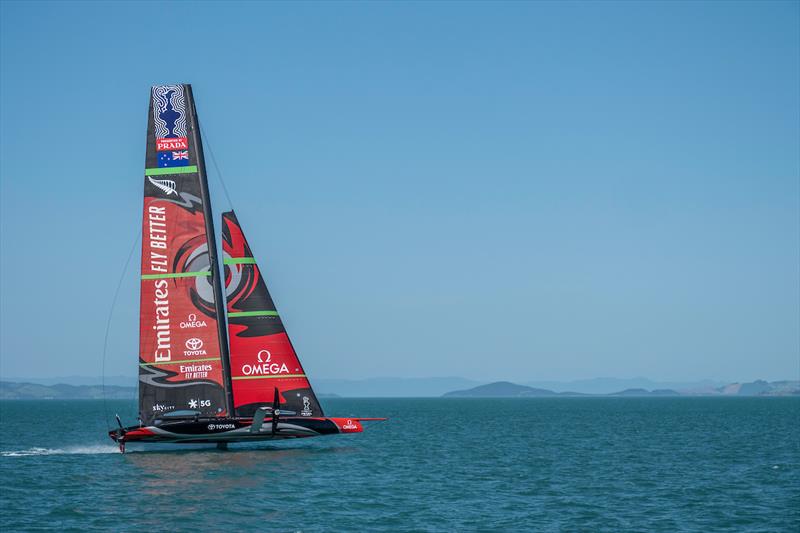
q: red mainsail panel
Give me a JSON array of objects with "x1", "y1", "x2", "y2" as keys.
[{"x1": 221, "y1": 211, "x2": 324, "y2": 417}]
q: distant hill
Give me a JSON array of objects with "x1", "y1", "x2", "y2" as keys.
[
  {"x1": 444, "y1": 381, "x2": 564, "y2": 398},
  {"x1": 1, "y1": 375, "x2": 137, "y2": 387},
  {"x1": 443, "y1": 380, "x2": 799, "y2": 398},
  {"x1": 313, "y1": 377, "x2": 484, "y2": 397},
  {"x1": 0, "y1": 381, "x2": 135, "y2": 400},
  {"x1": 444, "y1": 381, "x2": 684, "y2": 398},
  {"x1": 609, "y1": 388, "x2": 680, "y2": 397},
  {"x1": 523, "y1": 377, "x2": 726, "y2": 395},
  {"x1": 716, "y1": 380, "x2": 800, "y2": 396}
]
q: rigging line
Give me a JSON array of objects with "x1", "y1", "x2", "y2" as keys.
[
  {"x1": 199, "y1": 120, "x2": 235, "y2": 211},
  {"x1": 101, "y1": 227, "x2": 141, "y2": 431}
]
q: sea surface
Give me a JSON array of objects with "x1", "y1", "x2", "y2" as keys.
[{"x1": 0, "y1": 398, "x2": 798, "y2": 532}]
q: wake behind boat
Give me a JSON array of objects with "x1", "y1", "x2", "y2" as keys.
[{"x1": 110, "y1": 84, "x2": 384, "y2": 452}]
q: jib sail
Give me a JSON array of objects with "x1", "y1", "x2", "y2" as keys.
[
  {"x1": 221, "y1": 211, "x2": 324, "y2": 418},
  {"x1": 139, "y1": 84, "x2": 232, "y2": 424}
]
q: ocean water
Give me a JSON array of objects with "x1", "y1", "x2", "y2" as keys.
[{"x1": 0, "y1": 398, "x2": 798, "y2": 532}]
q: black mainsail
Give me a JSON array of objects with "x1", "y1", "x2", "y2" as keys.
[{"x1": 138, "y1": 84, "x2": 232, "y2": 423}]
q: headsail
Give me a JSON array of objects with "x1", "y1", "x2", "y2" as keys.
[
  {"x1": 221, "y1": 211, "x2": 324, "y2": 418},
  {"x1": 139, "y1": 84, "x2": 230, "y2": 424}
]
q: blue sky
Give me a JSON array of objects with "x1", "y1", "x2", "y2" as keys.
[{"x1": 1, "y1": 1, "x2": 798, "y2": 382}]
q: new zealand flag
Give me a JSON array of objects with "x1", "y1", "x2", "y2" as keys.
[{"x1": 158, "y1": 150, "x2": 190, "y2": 168}]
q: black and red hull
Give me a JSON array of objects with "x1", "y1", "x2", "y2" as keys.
[{"x1": 109, "y1": 416, "x2": 377, "y2": 451}]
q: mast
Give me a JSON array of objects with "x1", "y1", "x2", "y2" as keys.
[{"x1": 185, "y1": 85, "x2": 235, "y2": 416}]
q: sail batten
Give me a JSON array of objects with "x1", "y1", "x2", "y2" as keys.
[
  {"x1": 141, "y1": 271, "x2": 210, "y2": 280},
  {"x1": 224, "y1": 257, "x2": 257, "y2": 265},
  {"x1": 227, "y1": 310, "x2": 279, "y2": 317},
  {"x1": 145, "y1": 166, "x2": 198, "y2": 176}
]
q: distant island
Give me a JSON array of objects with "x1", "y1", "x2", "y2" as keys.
[
  {"x1": 443, "y1": 380, "x2": 800, "y2": 398},
  {"x1": 444, "y1": 381, "x2": 577, "y2": 397},
  {"x1": 0, "y1": 381, "x2": 136, "y2": 400},
  {"x1": 442, "y1": 381, "x2": 679, "y2": 397}
]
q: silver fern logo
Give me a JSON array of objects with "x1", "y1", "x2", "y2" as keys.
[{"x1": 148, "y1": 177, "x2": 177, "y2": 196}]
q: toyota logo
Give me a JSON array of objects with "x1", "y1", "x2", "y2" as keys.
[{"x1": 186, "y1": 338, "x2": 204, "y2": 350}]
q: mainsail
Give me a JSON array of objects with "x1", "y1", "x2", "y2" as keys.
[
  {"x1": 139, "y1": 84, "x2": 232, "y2": 424},
  {"x1": 221, "y1": 211, "x2": 324, "y2": 418}
]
